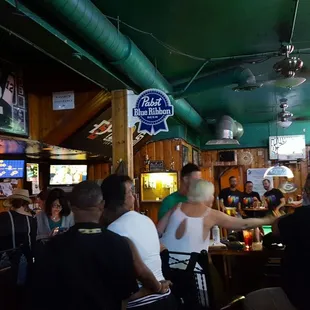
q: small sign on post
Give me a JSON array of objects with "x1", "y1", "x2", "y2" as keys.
[{"x1": 52, "y1": 91, "x2": 75, "y2": 110}]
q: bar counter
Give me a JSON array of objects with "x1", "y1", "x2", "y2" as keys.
[{"x1": 208, "y1": 244, "x2": 284, "y2": 297}]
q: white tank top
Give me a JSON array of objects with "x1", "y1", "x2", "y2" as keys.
[
  {"x1": 161, "y1": 204, "x2": 211, "y2": 254},
  {"x1": 108, "y1": 211, "x2": 164, "y2": 281}
]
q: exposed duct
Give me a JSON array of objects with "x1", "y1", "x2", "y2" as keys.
[
  {"x1": 174, "y1": 67, "x2": 262, "y2": 98},
  {"x1": 25, "y1": 0, "x2": 204, "y2": 132},
  {"x1": 206, "y1": 115, "x2": 244, "y2": 146}
]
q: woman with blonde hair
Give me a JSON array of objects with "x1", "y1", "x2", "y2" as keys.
[{"x1": 158, "y1": 179, "x2": 275, "y2": 254}]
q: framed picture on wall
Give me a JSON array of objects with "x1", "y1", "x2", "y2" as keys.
[
  {"x1": 182, "y1": 145, "x2": 188, "y2": 167},
  {"x1": 0, "y1": 62, "x2": 28, "y2": 137},
  {"x1": 192, "y1": 149, "x2": 199, "y2": 166},
  {"x1": 198, "y1": 151, "x2": 202, "y2": 166}
]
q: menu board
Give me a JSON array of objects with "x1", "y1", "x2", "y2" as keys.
[{"x1": 247, "y1": 168, "x2": 273, "y2": 197}]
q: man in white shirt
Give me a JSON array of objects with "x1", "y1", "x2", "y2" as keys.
[{"x1": 101, "y1": 174, "x2": 177, "y2": 310}]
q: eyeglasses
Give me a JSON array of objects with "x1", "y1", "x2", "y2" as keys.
[{"x1": 52, "y1": 204, "x2": 62, "y2": 210}]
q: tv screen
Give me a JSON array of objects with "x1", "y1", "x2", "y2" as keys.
[
  {"x1": 0, "y1": 159, "x2": 25, "y2": 179},
  {"x1": 49, "y1": 165, "x2": 87, "y2": 186}
]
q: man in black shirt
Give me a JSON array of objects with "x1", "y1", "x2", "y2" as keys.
[
  {"x1": 30, "y1": 181, "x2": 163, "y2": 310},
  {"x1": 244, "y1": 176, "x2": 310, "y2": 310},
  {"x1": 219, "y1": 176, "x2": 242, "y2": 214},
  {"x1": 241, "y1": 181, "x2": 262, "y2": 218},
  {"x1": 262, "y1": 179, "x2": 285, "y2": 213},
  {"x1": 242, "y1": 181, "x2": 261, "y2": 208}
]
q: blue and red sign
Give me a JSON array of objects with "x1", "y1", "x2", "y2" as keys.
[{"x1": 133, "y1": 89, "x2": 174, "y2": 135}]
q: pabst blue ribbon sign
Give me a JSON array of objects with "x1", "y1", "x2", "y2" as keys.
[{"x1": 133, "y1": 89, "x2": 174, "y2": 135}]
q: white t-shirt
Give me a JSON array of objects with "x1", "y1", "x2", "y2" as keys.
[{"x1": 108, "y1": 211, "x2": 164, "y2": 282}]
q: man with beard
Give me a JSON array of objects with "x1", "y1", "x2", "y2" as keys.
[
  {"x1": 262, "y1": 179, "x2": 285, "y2": 214},
  {"x1": 219, "y1": 176, "x2": 243, "y2": 215}
]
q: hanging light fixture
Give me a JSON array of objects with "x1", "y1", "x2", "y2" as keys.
[{"x1": 264, "y1": 163, "x2": 294, "y2": 179}]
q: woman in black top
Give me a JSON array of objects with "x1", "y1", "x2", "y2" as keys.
[{"x1": 0, "y1": 189, "x2": 37, "y2": 273}]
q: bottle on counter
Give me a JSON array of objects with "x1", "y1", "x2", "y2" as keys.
[{"x1": 212, "y1": 225, "x2": 221, "y2": 245}]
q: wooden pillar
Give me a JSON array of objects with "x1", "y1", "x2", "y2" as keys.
[{"x1": 112, "y1": 90, "x2": 134, "y2": 178}]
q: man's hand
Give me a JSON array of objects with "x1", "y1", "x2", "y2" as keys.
[
  {"x1": 158, "y1": 280, "x2": 172, "y2": 293},
  {"x1": 128, "y1": 280, "x2": 172, "y2": 301}
]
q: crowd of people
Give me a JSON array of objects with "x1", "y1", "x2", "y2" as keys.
[{"x1": 0, "y1": 163, "x2": 309, "y2": 310}]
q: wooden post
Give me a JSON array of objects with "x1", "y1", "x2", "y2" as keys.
[{"x1": 112, "y1": 90, "x2": 134, "y2": 179}]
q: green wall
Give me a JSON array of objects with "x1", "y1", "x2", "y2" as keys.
[{"x1": 201, "y1": 121, "x2": 310, "y2": 150}]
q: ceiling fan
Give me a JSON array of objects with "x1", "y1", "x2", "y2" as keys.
[
  {"x1": 258, "y1": 44, "x2": 307, "y2": 88},
  {"x1": 277, "y1": 98, "x2": 310, "y2": 128}
]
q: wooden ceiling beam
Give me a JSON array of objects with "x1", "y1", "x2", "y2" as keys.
[{"x1": 43, "y1": 90, "x2": 111, "y2": 146}]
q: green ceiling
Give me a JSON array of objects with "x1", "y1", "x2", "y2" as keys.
[
  {"x1": 91, "y1": 0, "x2": 310, "y2": 124},
  {"x1": 2, "y1": 0, "x2": 310, "y2": 131}
]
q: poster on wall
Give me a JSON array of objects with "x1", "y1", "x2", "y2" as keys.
[
  {"x1": 192, "y1": 149, "x2": 199, "y2": 166},
  {"x1": 62, "y1": 106, "x2": 147, "y2": 156},
  {"x1": 182, "y1": 145, "x2": 189, "y2": 167},
  {"x1": 26, "y1": 163, "x2": 40, "y2": 195},
  {"x1": 247, "y1": 168, "x2": 273, "y2": 197},
  {"x1": 0, "y1": 182, "x2": 13, "y2": 197},
  {"x1": 0, "y1": 62, "x2": 28, "y2": 136}
]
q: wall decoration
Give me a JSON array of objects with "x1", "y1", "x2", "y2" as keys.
[
  {"x1": 182, "y1": 145, "x2": 189, "y2": 167},
  {"x1": 247, "y1": 168, "x2": 273, "y2": 197},
  {"x1": 192, "y1": 149, "x2": 199, "y2": 166},
  {"x1": 198, "y1": 151, "x2": 202, "y2": 167},
  {"x1": 0, "y1": 62, "x2": 28, "y2": 136},
  {"x1": 132, "y1": 89, "x2": 174, "y2": 135},
  {"x1": 62, "y1": 106, "x2": 146, "y2": 156}
]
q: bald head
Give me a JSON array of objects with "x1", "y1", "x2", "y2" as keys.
[{"x1": 71, "y1": 181, "x2": 103, "y2": 209}]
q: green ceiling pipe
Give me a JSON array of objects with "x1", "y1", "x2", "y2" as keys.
[{"x1": 34, "y1": 0, "x2": 204, "y2": 131}]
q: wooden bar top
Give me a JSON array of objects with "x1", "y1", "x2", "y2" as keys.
[{"x1": 209, "y1": 244, "x2": 285, "y2": 256}]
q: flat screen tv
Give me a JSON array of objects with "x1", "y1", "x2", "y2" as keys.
[
  {"x1": 49, "y1": 165, "x2": 87, "y2": 186},
  {"x1": 0, "y1": 159, "x2": 25, "y2": 179}
]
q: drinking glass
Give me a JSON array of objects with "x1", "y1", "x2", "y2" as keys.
[{"x1": 243, "y1": 229, "x2": 254, "y2": 250}]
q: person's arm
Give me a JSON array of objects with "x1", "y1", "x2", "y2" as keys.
[
  {"x1": 255, "y1": 192, "x2": 261, "y2": 202},
  {"x1": 275, "y1": 196, "x2": 286, "y2": 213},
  {"x1": 68, "y1": 212, "x2": 75, "y2": 227},
  {"x1": 209, "y1": 208, "x2": 276, "y2": 230},
  {"x1": 124, "y1": 238, "x2": 171, "y2": 300},
  {"x1": 157, "y1": 204, "x2": 178, "y2": 236},
  {"x1": 158, "y1": 197, "x2": 172, "y2": 221}
]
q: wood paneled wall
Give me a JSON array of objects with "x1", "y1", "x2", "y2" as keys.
[
  {"x1": 201, "y1": 148, "x2": 308, "y2": 200},
  {"x1": 28, "y1": 90, "x2": 104, "y2": 142},
  {"x1": 134, "y1": 139, "x2": 183, "y2": 176},
  {"x1": 134, "y1": 139, "x2": 198, "y2": 222},
  {"x1": 134, "y1": 142, "x2": 310, "y2": 223},
  {"x1": 88, "y1": 163, "x2": 111, "y2": 181}
]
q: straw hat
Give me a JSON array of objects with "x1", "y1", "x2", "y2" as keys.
[{"x1": 3, "y1": 188, "x2": 32, "y2": 207}]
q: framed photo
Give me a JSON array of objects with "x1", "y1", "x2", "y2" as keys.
[
  {"x1": 192, "y1": 149, "x2": 199, "y2": 166},
  {"x1": 182, "y1": 145, "x2": 188, "y2": 167},
  {"x1": 13, "y1": 108, "x2": 26, "y2": 133},
  {"x1": 0, "y1": 63, "x2": 28, "y2": 136}
]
